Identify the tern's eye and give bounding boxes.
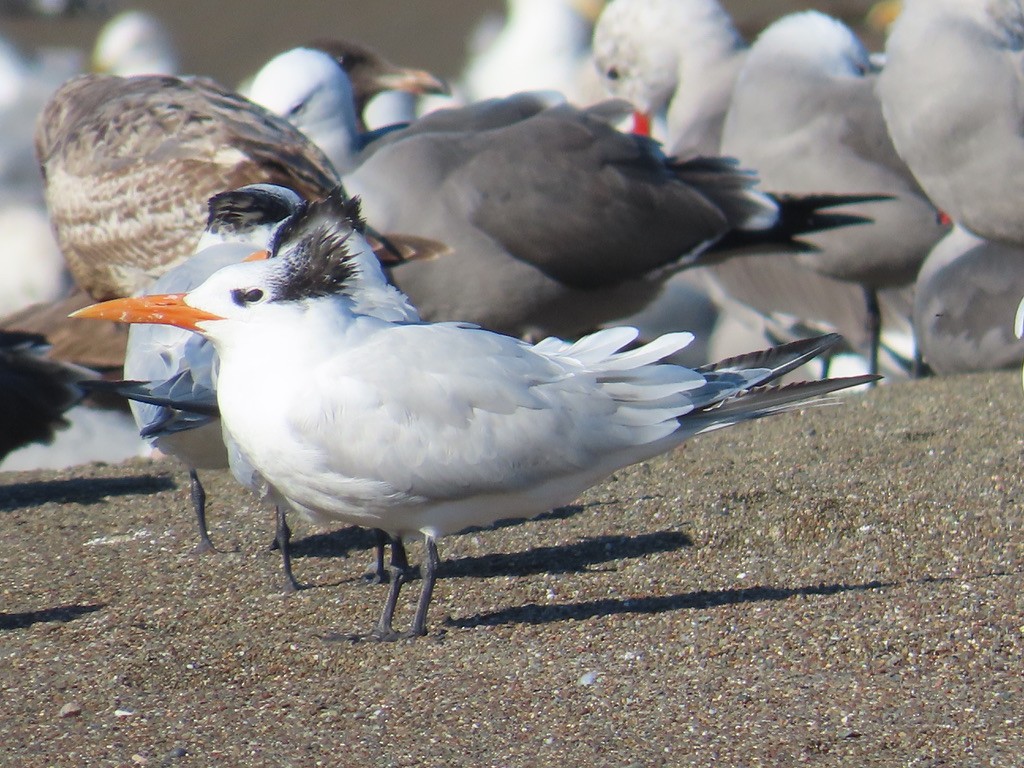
[231,287,265,306]
[606,67,620,81]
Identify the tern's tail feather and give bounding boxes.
[684,375,877,437]
[675,334,878,436]
[698,333,843,383]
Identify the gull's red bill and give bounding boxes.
[631,110,652,136]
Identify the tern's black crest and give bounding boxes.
[268,186,368,302]
[205,184,305,236]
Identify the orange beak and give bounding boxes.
[631,110,652,136]
[243,249,270,262]
[69,293,224,332]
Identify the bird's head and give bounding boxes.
[73,186,418,334]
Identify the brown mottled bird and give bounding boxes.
[35,72,341,302]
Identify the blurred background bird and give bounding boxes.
[10,0,1024,481]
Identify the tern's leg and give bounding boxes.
[367,537,413,640]
[407,536,439,638]
[189,468,215,554]
[364,528,390,583]
[276,505,300,593]
[391,536,409,576]
[863,286,881,382]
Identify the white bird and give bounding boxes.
[915,226,1024,374]
[245,46,443,175]
[91,10,179,76]
[74,188,875,639]
[878,0,1024,246]
[718,11,947,375]
[591,0,746,156]
[89,184,417,589]
[461,0,606,104]
[114,185,304,556]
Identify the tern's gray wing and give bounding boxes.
[118,244,251,461]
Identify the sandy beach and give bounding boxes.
[1,371,1021,766]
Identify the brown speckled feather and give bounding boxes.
[36,73,340,300]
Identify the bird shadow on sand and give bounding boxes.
[287,504,592,561]
[447,580,890,629]
[0,603,104,631]
[0,475,175,512]
[441,529,694,579]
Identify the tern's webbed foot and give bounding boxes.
[192,538,217,555]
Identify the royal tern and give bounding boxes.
[719,11,946,375]
[116,185,304,555]
[89,184,422,587]
[75,187,876,639]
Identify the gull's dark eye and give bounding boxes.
[606,67,620,81]
[231,287,265,306]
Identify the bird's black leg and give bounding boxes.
[407,536,439,638]
[363,528,390,583]
[863,286,881,382]
[391,535,409,575]
[276,505,300,593]
[189,468,215,553]
[364,537,412,641]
